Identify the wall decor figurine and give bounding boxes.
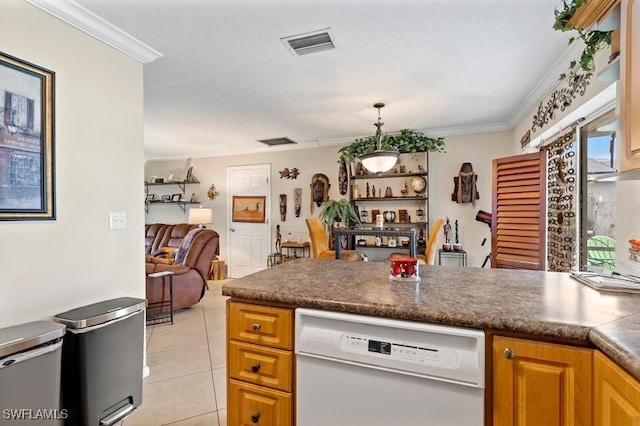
[275,224,282,254]
[279,194,287,221]
[207,183,220,200]
[338,161,348,195]
[443,217,452,250]
[293,188,302,217]
[279,168,299,179]
[452,162,479,206]
[310,173,330,212]
[185,166,194,182]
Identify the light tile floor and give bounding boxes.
[123,280,232,426]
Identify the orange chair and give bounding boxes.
[423,219,444,265]
[305,218,360,260]
[388,218,444,265]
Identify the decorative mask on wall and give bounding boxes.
[310,173,330,212]
[279,194,287,221]
[451,162,479,206]
[293,188,302,217]
[338,161,348,195]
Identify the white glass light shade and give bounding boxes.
[360,150,399,173]
[188,207,213,227]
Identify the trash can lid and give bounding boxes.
[54,297,146,330]
[0,320,66,358]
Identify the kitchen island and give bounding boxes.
[223,259,640,425]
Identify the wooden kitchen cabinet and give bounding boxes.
[619,0,640,171]
[594,350,640,425]
[493,336,593,426]
[227,301,295,426]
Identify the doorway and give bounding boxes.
[226,164,271,278]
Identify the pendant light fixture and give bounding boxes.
[359,103,399,173]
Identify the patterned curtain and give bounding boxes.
[540,130,577,272]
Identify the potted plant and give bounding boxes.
[318,199,360,234]
[553,0,612,79]
[337,129,445,164]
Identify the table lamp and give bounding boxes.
[188,206,213,228]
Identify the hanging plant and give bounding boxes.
[337,129,445,164]
[553,0,612,79]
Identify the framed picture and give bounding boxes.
[145,193,155,202]
[161,194,171,202]
[171,193,182,202]
[0,52,55,220]
[185,166,193,182]
[232,195,266,223]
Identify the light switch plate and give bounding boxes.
[109,211,127,230]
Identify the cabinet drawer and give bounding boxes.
[228,340,292,392]
[228,302,293,350]
[228,379,292,426]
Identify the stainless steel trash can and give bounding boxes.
[0,320,66,426]
[54,297,145,426]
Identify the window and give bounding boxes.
[579,109,617,271]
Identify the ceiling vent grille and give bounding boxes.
[281,29,335,56]
[257,137,298,147]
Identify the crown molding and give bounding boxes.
[421,121,512,137]
[25,0,163,63]
[507,40,584,128]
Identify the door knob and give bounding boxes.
[251,363,261,373]
[503,348,516,359]
[251,323,261,331]
[251,412,260,423]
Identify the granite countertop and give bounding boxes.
[222,259,640,379]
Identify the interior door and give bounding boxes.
[227,164,270,278]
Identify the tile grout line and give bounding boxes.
[203,285,222,426]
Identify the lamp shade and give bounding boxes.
[360,150,399,173]
[188,207,213,227]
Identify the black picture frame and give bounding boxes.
[161,194,171,202]
[145,193,155,202]
[185,166,193,182]
[171,193,182,202]
[0,51,55,220]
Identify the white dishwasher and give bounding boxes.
[295,309,485,426]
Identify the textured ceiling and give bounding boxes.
[75,0,571,160]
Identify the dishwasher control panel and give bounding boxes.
[341,333,456,368]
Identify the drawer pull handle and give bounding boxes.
[251,363,261,373]
[251,323,261,331]
[503,348,516,359]
[251,412,260,423]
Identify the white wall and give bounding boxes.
[0,1,145,327]
[429,131,513,267]
[145,131,512,267]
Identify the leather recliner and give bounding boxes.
[145,225,220,310]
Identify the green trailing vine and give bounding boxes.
[553,0,612,79]
[337,129,445,164]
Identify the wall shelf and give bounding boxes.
[350,171,427,180]
[353,196,427,202]
[144,179,201,213]
[145,179,200,193]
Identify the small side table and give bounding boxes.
[438,249,467,267]
[280,241,311,259]
[146,271,174,326]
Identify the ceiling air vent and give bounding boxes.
[257,137,298,147]
[281,29,335,56]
